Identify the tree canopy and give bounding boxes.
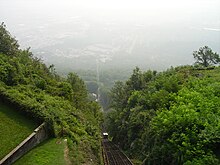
[106,65,220,164]
[0,23,19,56]
[193,46,220,67]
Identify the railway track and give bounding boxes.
[102,139,133,165]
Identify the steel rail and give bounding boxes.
[102,140,133,165]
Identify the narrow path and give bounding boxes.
[63,139,71,165]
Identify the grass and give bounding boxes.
[14,138,67,165]
[0,102,37,159]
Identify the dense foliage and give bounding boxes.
[0,23,103,164]
[65,69,131,111]
[107,66,220,164]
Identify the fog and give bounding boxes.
[1,0,220,71]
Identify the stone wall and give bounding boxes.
[0,122,49,165]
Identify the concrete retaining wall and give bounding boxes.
[0,122,49,165]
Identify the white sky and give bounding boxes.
[2,0,218,25]
[4,0,220,10]
[72,0,218,9]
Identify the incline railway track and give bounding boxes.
[102,139,133,165]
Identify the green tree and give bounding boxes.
[193,46,220,67]
[0,22,19,56]
[67,72,87,107]
[126,67,143,90]
[110,81,128,109]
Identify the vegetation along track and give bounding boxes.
[102,140,133,165]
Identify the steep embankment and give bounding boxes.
[0,102,37,159]
[0,23,103,164]
[107,66,220,165]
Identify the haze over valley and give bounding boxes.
[1,0,220,73]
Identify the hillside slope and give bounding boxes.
[0,23,103,164]
[107,66,220,165]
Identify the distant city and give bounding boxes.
[1,0,220,72]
